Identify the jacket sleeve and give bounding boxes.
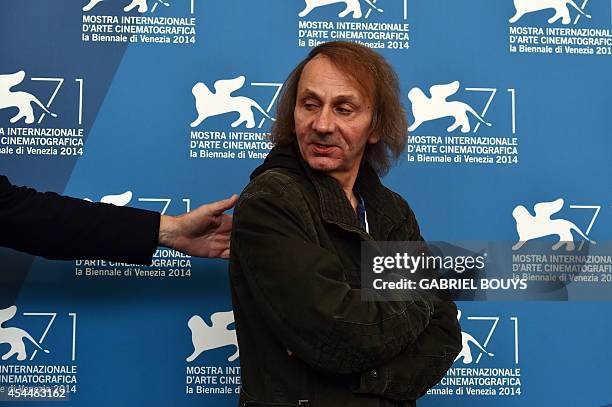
[0,175,159,264]
[354,300,462,400]
[231,182,434,374]
[354,192,463,400]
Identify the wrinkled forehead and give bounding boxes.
[298,55,375,103]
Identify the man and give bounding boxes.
[229,42,462,406]
[0,175,236,263]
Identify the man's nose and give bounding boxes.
[312,106,335,134]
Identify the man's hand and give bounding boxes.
[158,195,238,259]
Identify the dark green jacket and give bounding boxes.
[229,143,461,407]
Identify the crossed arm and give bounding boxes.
[231,180,461,400]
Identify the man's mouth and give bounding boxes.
[311,143,338,154]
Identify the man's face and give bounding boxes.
[293,56,379,183]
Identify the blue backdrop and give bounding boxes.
[1,0,611,405]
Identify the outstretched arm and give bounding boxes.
[0,175,237,262]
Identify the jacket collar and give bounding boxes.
[251,142,404,237]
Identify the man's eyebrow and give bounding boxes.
[299,89,321,101]
[334,94,359,104]
[299,88,360,103]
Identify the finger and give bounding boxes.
[213,235,231,246]
[212,233,231,246]
[197,194,239,215]
[219,248,230,259]
[216,215,233,232]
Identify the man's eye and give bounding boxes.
[335,106,353,114]
[304,103,319,110]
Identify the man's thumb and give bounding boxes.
[200,194,238,214]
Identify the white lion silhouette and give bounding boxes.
[408,81,491,133]
[0,306,50,361]
[83,0,155,13]
[186,311,239,363]
[0,71,58,125]
[509,0,591,25]
[454,310,494,365]
[298,0,383,19]
[190,76,274,129]
[512,198,596,251]
[84,191,133,206]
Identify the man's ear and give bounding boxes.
[367,132,381,144]
[367,108,380,144]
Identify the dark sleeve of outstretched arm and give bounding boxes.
[231,180,433,374]
[0,175,159,264]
